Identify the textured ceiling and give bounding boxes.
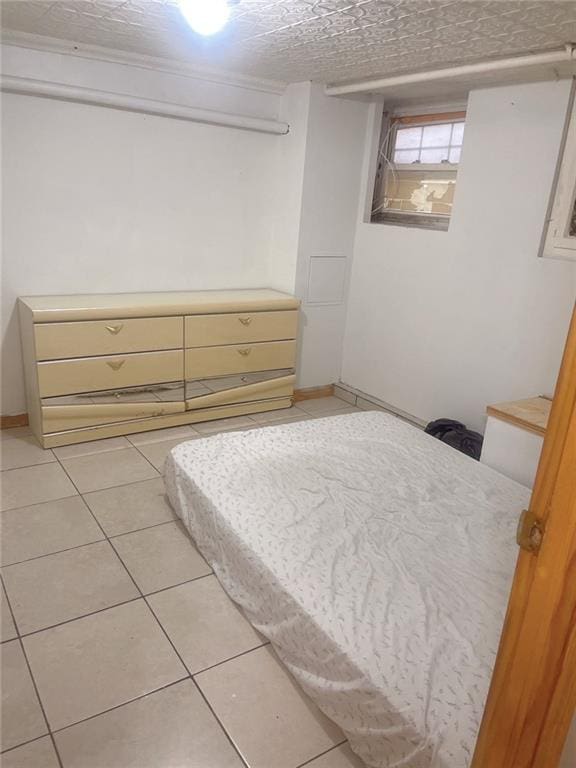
[2,1,576,85]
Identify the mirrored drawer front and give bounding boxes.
[35,317,183,361]
[186,369,294,410]
[42,400,185,433]
[42,382,184,407]
[185,310,298,348]
[38,350,183,398]
[185,340,296,380]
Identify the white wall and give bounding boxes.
[291,84,370,387]
[342,80,576,432]
[1,46,289,416]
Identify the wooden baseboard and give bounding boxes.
[1,413,29,429]
[293,384,334,402]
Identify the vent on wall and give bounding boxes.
[306,254,347,306]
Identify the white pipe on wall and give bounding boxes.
[0,75,290,135]
[325,46,576,96]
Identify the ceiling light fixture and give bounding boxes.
[179,0,231,36]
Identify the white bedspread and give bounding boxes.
[165,412,530,768]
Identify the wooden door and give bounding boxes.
[472,302,576,767]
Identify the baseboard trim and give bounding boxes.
[293,385,334,402]
[1,413,29,429]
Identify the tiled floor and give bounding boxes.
[1,395,369,768]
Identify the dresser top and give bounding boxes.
[19,289,299,322]
[486,396,552,437]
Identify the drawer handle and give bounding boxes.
[237,348,251,357]
[105,324,124,335]
[238,317,252,326]
[106,360,125,371]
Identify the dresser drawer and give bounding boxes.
[185,311,298,348]
[42,401,185,433]
[185,341,296,380]
[38,350,183,398]
[35,317,183,360]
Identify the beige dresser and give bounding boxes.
[19,289,299,447]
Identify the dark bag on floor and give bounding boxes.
[425,418,483,461]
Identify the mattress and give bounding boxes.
[165,412,530,768]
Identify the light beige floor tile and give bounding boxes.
[127,425,198,446]
[83,478,176,537]
[355,397,390,413]
[333,387,357,406]
[60,448,158,493]
[55,679,243,768]
[0,433,55,471]
[312,406,359,419]
[23,600,186,731]
[248,406,308,425]
[1,736,60,768]
[1,640,47,750]
[112,522,211,594]
[193,416,255,435]
[148,575,263,674]
[3,541,139,635]
[298,396,357,416]
[136,437,197,472]
[1,427,32,439]
[196,646,342,768]
[1,582,18,642]
[303,743,364,767]
[0,464,77,512]
[1,496,103,566]
[52,436,131,460]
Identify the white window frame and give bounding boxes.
[542,79,576,261]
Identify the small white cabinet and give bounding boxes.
[480,397,550,488]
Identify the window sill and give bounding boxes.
[370,212,450,231]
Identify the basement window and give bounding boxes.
[371,110,466,231]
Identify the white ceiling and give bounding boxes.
[2,1,576,86]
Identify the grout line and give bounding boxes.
[144,571,213,597]
[0,457,58,473]
[189,676,250,768]
[2,582,64,768]
[295,739,349,768]
[1,536,107,569]
[108,518,177,540]
[0,490,79,515]
[190,640,270,678]
[10,572,216,641]
[0,732,49,757]
[15,595,143,640]
[49,677,191,738]
[1,573,20,641]
[104,531,250,768]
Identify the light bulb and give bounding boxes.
[179,0,230,36]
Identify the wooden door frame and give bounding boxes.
[472,301,576,767]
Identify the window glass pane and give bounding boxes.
[395,126,422,149]
[394,149,420,164]
[451,122,465,146]
[448,147,461,163]
[383,168,457,214]
[422,123,451,148]
[420,147,450,163]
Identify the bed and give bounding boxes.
[164,412,530,768]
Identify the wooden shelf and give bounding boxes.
[486,396,551,437]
